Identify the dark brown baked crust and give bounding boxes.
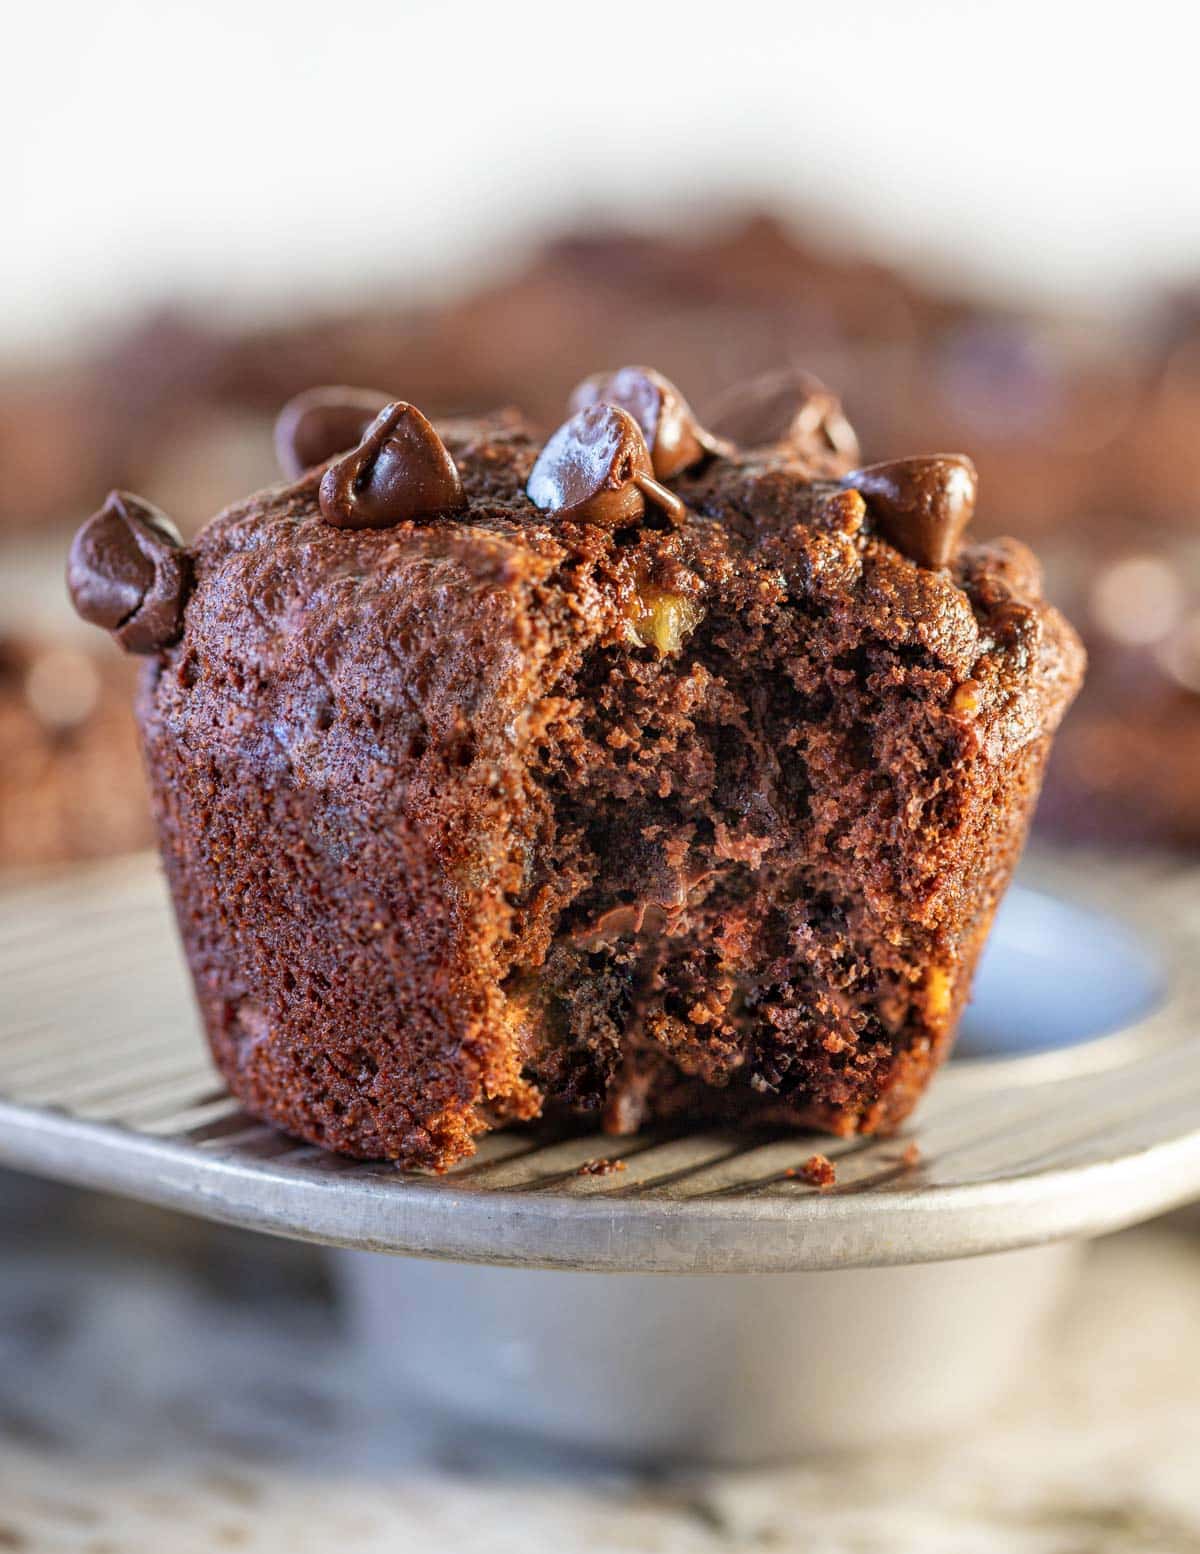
[136,406,1082,1168]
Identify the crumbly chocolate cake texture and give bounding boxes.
[69,370,1083,1169]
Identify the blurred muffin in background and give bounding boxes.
[1,210,1198,866]
[0,215,933,538]
[0,634,149,868]
[1030,302,1200,849]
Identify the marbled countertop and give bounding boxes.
[2,1174,1199,1553]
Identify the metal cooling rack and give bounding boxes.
[1,851,1199,1273]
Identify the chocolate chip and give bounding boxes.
[842,455,978,569]
[990,598,1041,659]
[319,402,466,529]
[274,385,391,478]
[567,366,724,479]
[66,491,190,653]
[527,405,687,528]
[707,368,860,463]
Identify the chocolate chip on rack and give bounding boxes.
[319,402,467,530]
[66,491,190,654]
[567,366,726,479]
[707,367,860,463]
[274,386,391,479]
[527,404,687,528]
[843,454,978,569]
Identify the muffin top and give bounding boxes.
[67,366,1084,775]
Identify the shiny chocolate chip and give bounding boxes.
[526,405,687,528]
[319,402,466,529]
[66,491,190,653]
[842,455,978,569]
[274,385,391,479]
[707,368,860,464]
[567,366,724,479]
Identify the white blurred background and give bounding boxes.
[7,0,1199,355]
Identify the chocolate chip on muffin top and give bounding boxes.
[66,490,190,654]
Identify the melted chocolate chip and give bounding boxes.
[990,598,1041,661]
[526,405,687,528]
[274,385,391,478]
[707,368,860,462]
[66,491,190,654]
[843,455,978,569]
[319,402,466,529]
[567,366,724,478]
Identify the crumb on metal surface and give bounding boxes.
[577,1157,627,1177]
[792,1153,837,1189]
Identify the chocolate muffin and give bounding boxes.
[68,372,1082,1168]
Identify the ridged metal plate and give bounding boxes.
[1,851,1198,1272]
